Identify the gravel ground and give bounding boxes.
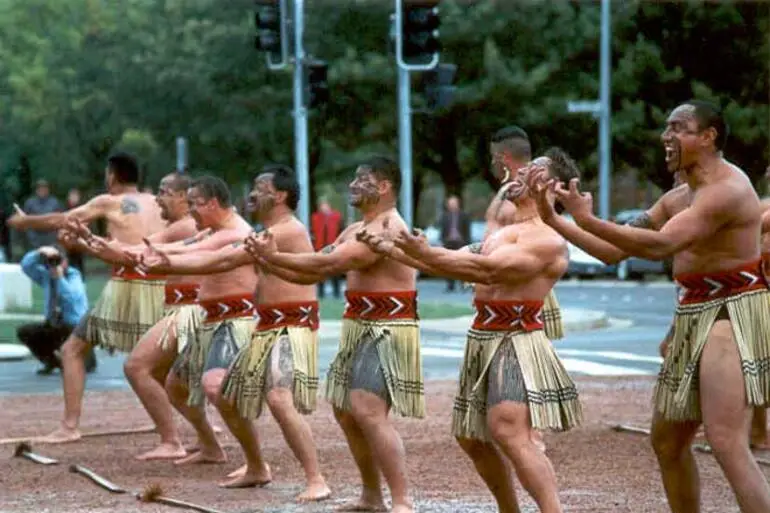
[0,377,763,513]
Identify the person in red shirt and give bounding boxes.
[310,199,344,298]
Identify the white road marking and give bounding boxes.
[558,358,652,376]
[557,349,663,364]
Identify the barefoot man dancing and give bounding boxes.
[7,152,167,443]
[142,165,330,499]
[246,156,421,513]
[133,175,258,468]
[358,148,583,513]
[535,100,770,512]
[73,172,206,460]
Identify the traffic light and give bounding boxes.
[253,0,288,69]
[397,0,440,70]
[423,63,456,111]
[305,61,329,109]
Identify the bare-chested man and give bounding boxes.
[245,156,420,513]
[129,175,258,470]
[73,172,206,460]
[6,152,167,443]
[358,148,583,513]
[534,101,770,512]
[141,165,330,500]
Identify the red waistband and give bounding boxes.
[164,283,200,305]
[471,299,545,332]
[343,290,418,320]
[674,260,768,305]
[112,265,165,281]
[200,294,256,323]
[256,301,319,331]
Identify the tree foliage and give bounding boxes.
[0,0,767,222]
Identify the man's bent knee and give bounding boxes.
[201,369,226,404]
[650,416,699,461]
[266,387,294,414]
[456,436,493,459]
[350,390,389,427]
[61,336,91,360]
[123,355,146,380]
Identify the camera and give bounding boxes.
[45,254,62,268]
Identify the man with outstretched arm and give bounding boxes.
[6,152,167,444]
[132,175,258,470]
[358,148,583,513]
[141,166,330,500]
[535,101,770,513]
[73,172,207,460]
[246,156,421,513]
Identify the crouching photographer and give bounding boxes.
[17,245,96,375]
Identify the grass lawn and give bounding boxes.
[1,267,472,344]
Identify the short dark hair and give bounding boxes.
[685,100,729,151]
[107,152,139,184]
[190,175,231,208]
[166,172,193,193]
[362,155,401,195]
[543,147,581,214]
[490,125,532,161]
[261,164,299,211]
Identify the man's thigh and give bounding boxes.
[699,319,751,436]
[349,332,391,405]
[266,333,294,391]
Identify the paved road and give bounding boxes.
[0,279,676,396]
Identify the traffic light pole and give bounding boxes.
[292,0,310,226]
[397,65,413,230]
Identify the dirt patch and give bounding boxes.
[0,377,759,512]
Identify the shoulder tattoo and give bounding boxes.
[120,197,140,214]
[466,242,482,254]
[628,213,652,229]
[320,244,336,254]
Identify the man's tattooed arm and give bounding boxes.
[120,197,140,214]
[627,212,653,229]
[320,244,336,254]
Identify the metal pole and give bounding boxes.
[175,136,187,172]
[598,0,612,220]
[293,0,309,226]
[398,65,413,229]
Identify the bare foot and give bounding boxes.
[297,477,331,502]
[174,448,227,466]
[391,505,414,513]
[136,443,187,461]
[751,438,770,451]
[334,499,387,512]
[226,464,247,478]
[35,427,81,444]
[183,442,201,453]
[218,463,272,489]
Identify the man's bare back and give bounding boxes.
[101,193,166,244]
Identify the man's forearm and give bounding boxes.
[548,216,628,264]
[16,213,67,231]
[262,251,337,277]
[257,257,324,285]
[578,215,669,260]
[412,246,490,283]
[156,250,247,275]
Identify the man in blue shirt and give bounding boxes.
[17,245,95,375]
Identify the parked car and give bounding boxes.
[561,215,616,279]
[612,209,668,281]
